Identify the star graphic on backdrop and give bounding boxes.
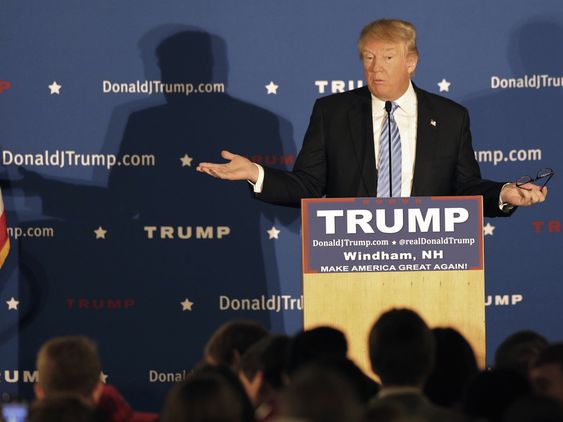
[181,298,194,311]
[483,223,495,236]
[6,297,19,310]
[180,154,193,167]
[94,226,107,239]
[267,226,280,239]
[100,371,108,384]
[437,78,451,92]
[48,81,62,94]
[265,81,279,95]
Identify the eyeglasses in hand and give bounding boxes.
[516,168,554,190]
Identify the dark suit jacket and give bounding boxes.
[257,85,511,218]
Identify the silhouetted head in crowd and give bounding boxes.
[204,319,268,369]
[503,395,563,422]
[162,364,254,422]
[29,397,100,422]
[238,334,290,407]
[278,364,362,422]
[424,327,478,408]
[463,369,530,422]
[362,401,413,422]
[325,358,380,403]
[286,325,379,402]
[34,336,103,405]
[286,326,348,375]
[495,330,548,378]
[368,308,435,387]
[530,343,563,405]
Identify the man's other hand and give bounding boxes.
[197,150,259,183]
[500,183,548,206]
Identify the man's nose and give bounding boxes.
[368,58,382,72]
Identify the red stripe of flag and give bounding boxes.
[0,191,10,268]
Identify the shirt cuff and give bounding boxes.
[499,182,515,212]
[247,163,264,193]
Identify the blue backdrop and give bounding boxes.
[0,0,561,411]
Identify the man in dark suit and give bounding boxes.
[197,19,547,216]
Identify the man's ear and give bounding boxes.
[407,54,418,75]
[34,383,45,400]
[231,350,241,369]
[92,381,105,404]
[252,370,264,390]
[239,370,265,406]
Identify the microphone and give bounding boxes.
[385,101,393,197]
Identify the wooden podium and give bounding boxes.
[301,196,485,377]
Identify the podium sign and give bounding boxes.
[301,196,486,375]
[303,196,483,273]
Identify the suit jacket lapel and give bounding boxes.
[348,87,376,196]
[412,87,438,196]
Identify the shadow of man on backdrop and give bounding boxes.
[461,17,562,359]
[12,26,298,408]
[463,18,562,197]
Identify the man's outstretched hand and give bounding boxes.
[197,150,259,183]
[500,183,548,206]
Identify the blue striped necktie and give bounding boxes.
[377,102,402,197]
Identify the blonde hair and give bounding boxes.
[358,19,418,58]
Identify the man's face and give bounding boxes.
[361,37,417,101]
[530,363,563,404]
